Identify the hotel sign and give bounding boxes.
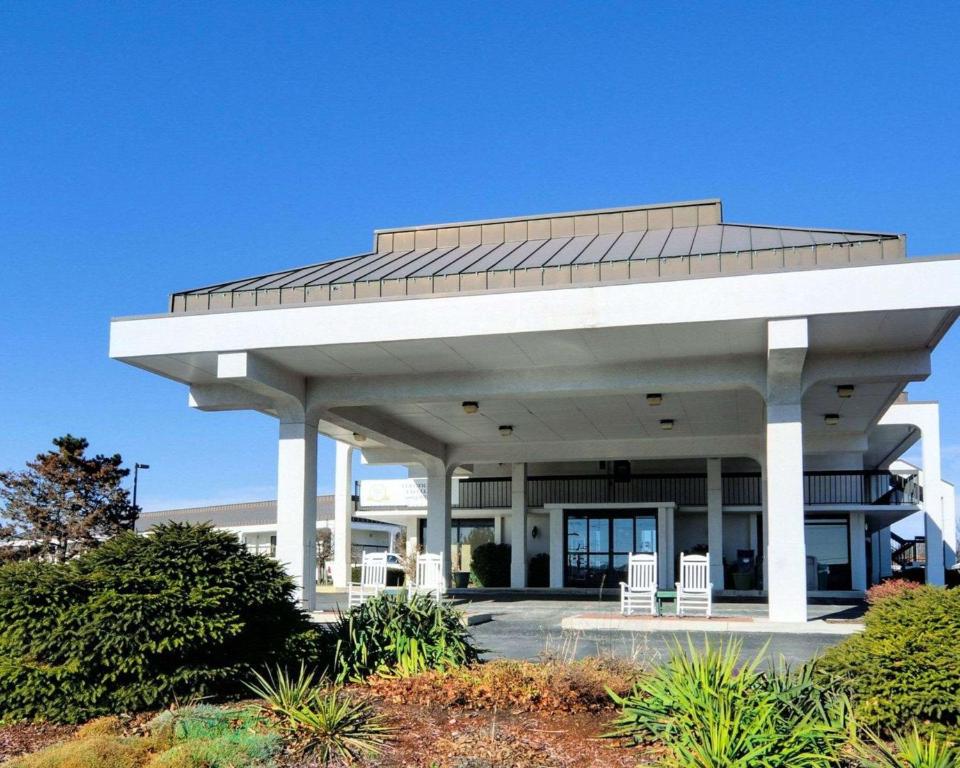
[359,477,460,508]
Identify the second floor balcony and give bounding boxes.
[357,470,922,511]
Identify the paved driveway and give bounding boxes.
[314,591,853,665]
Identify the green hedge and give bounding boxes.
[817,585,960,737]
[470,542,511,587]
[0,523,323,723]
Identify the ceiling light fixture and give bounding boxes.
[498,425,514,437]
[352,432,366,442]
[824,413,840,426]
[836,385,855,399]
[659,419,674,430]
[646,393,663,406]
[462,401,479,414]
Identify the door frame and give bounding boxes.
[545,502,676,589]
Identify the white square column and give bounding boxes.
[850,511,867,592]
[548,507,564,588]
[879,402,946,584]
[274,420,318,610]
[332,441,353,589]
[878,527,893,579]
[765,404,808,621]
[765,318,809,623]
[510,463,528,588]
[425,463,454,585]
[706,458,723,592]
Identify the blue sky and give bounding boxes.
[1,2,959,530]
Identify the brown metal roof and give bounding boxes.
[169,200,905,313]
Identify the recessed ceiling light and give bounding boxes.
[824,413,840,426]
[462,401,479,414]
[352,432,366,442]
[836,385,855,399]
[646,393,663,406]
[659,419,674,430]
[498,425,514,437]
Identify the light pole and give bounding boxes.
[132,463,150,523]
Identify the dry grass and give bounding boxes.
[363,657,642,714]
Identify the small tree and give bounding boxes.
[0,435,137,562]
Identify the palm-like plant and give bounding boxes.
[244,663,320,724]
[855,726,959,768]
[245,664,393,764]
[285,689,394,764]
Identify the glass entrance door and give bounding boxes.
[565,510,657,588]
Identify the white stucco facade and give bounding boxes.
[111,200,960,622]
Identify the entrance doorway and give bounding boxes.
[564,509,658,588]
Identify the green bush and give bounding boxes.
[470,542,510,587]
[817,586,960,738]
[607,637,850,767]
[0,523,324,723]
[528,553,549,587]
[324,592,482,682]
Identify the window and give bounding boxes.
[804,516,851,590]
[565,510,657,588]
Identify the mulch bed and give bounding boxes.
[360,701,660,768]
[0,721,76,762]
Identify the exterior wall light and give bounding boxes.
[462,401,479,414]
[498,425,514,437]
[646,393,663,406]
[659,419,674,430]
[352,432,366,442]
[824,414,840,426]
[836,385,855,398]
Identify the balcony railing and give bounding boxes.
[357,470,921,511]
[448,470,921,509]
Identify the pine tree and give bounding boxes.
[0,435,137,562]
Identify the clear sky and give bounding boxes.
[1,3,959,534]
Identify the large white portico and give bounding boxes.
[110,200,960,622]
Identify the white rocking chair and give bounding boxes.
[676,552,712,617]
[620,552,658,616]
[348,552,388,609]
[407,552,445,603]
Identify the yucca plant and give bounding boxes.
[244,665,393,764]
[245,662,321,724]
[607,637,850,767]
[854,725,960,768]
[284,688,393,764]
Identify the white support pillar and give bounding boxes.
[880,402,946,585]
[425,462,454,585]
[657,505,675,589]
[510,463,528,588]
[274,420,318,610]
[707,458,723,592]
[870,531,881,585]
[548,507,564,588]
[332,441,353,589]
[850,511,867,592]
[878,526,893,579]
[765,318,809,623]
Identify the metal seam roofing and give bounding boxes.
[169,201,905,308]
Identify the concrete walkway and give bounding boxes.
[312,591,860,665]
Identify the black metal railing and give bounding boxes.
[358,470,922,510]
[526,474,707,506]
[455,477,512,509]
